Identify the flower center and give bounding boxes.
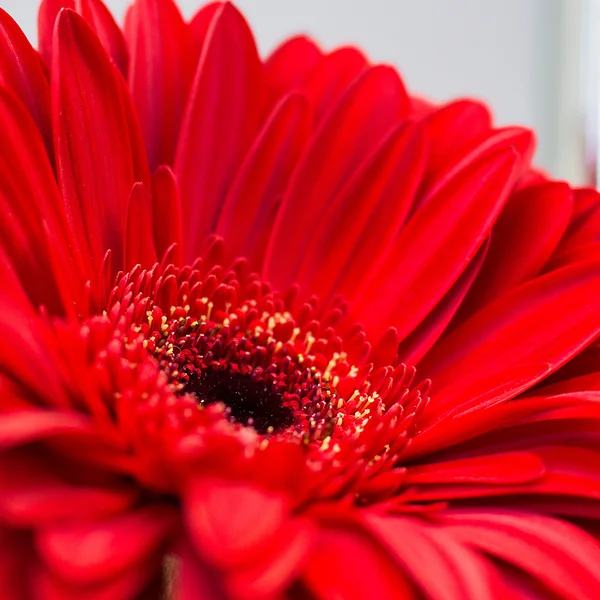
[183,368,295,434]
[141,303,346,438]
[105,259,429,474]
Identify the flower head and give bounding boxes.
[2,0,600,598]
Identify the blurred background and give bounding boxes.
[2,0,591,185]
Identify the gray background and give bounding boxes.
[2,0,585,182]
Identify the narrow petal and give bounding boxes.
[296,121,426,302]
[419,127,535,208]
[184,478,288,571]
[215,93,310,267]
[126,0,195,170]
[152,166,183,264]
[0,87,85,312]
[302,525,417,599]
[418,259,600,426]
[0,410,93,449]
[397,239,488,365]
[39,0,128,74]
[351,148,518,339]
[124,182,158,271]
[404,452,545,486]
[422,99,491,178]
[441,510,600,599]
[0,450,137,526]
[0,8,52,158]
[457,181,573,315]
[364,514,508,600]
[264,65,410,289]
[52,9,140,276]
[304,46,368,123]
[36,505,176,585]
[265,36,323,100]
[175,2,266,259]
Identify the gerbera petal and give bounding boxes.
[264,65,410,289]
[440,510,600,599]
[176,2,266,258]
[39,0,128,74]
[397,239,488,365]
[126,0,195,170]
[152,165,183,264]
[36,505,176,585]
[187,1,221,56]
[0,450,137,526]
[227,521,314,599]
[457,181,573,315]
[0,87,84,312]
[265,35,323,100]
[419,126,535,207]
[34,559,162,600]
[0,260,67,404]
[302,523,417,599]
[304,46,369,123]
[352,147,518,338]
[215,93,310,267]
[422,99,492,178]
[419,259,600,426]
[0,8,53,158]
[52,8,139,276]
[296,120,426,302]
[124,182,158,271]
[364,513,508,600]
[404,451,545,486]
[0,410,94,449]
[184,478,288,571]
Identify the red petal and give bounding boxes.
[152,166,183,264]
[0,8,53,158]
[264,65,409,289]
[296,121,426,302]
[0,258,68,404]
[397,239,488,365]
[126,0,195,170]
[351,148,518,338]
[215,93,310,267]
[184,477,288,571]
[39,0,128,75]
[302,525,417,599]
[37,505,176,585]
[0,410,94,449]
[265,36,323,100]
[175,2,266,259]
[124,182,157,271]
[0,87,86,312]
[441,510,600,599]
[419,127,535,209]
[419,259,600,426]
[52,9,140,276]
[188,1,221,56]
[422,99,492,178]
[457,181,573,315]
[0,450,137,526]
[364,513,507,600]
[404,451,545,486]
[304,46,369,123]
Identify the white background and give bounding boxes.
[2,0,585,183]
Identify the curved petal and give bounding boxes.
[52,9,142,277]
[419,259,600,427]
[175,2,266,259]
[126,0,195,170]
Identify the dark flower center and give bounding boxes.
[183,366,295,433]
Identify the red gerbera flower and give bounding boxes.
[2,0,600,598]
